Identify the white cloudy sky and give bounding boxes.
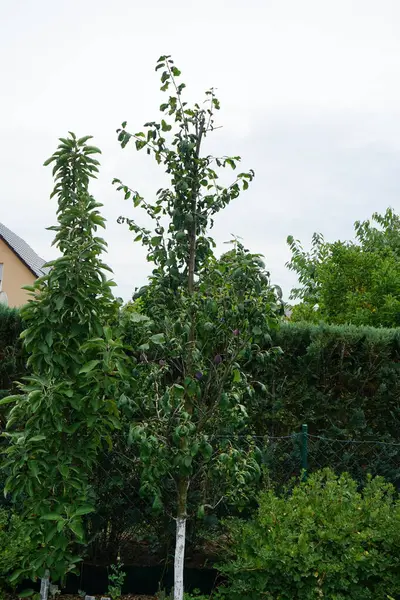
[2,0,400,301]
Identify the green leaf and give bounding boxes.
[0,394,21,406]
[152,495,163,512]
[77,135,93,146]
[233,369,242,383]
[70,519,84,540]
[130,312,150,323]
[150,333,165,345]
[172,384,185,397]
[108,415,121,429]
[45,330,53,347]
[18,590,35,598]
[58,464,70,477]
[41,513,64,521]
[79,360,100,374]
[72,505,95,517]
[45,525,58,543]
[9,569,24,583]
[161,120,172,132]
[83,145,101,155]
[104,325,112,341]
[171,66,181,76]
[29,435,47,443]
[202,443,213,460]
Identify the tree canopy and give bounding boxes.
[115,55,282,600]
[0,133,125,582]
[287,208,400,327]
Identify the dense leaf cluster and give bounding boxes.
[121,246,282,518]
[0,134,126,582]
[0,305,23,404]
[256,322,400,442]
[287,208,400,326]
[218,470,400,599]
[114,57,281,598]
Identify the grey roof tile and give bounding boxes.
[0,222,48,277]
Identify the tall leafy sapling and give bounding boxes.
[0,134,125,583]
[115,56,281,600]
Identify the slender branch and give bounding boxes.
[166,62,189,138]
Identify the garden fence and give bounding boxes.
[258,424,400,489]
[86,427,400,563]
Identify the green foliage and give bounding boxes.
[287,232,328,306]
[122,245,282,517]
[218,470,400,599]
[114,55,255,292]
[0,133,126,582]
[115,56,281,597]
[182,592,211,600]
[287,208,400,326]
[0,305,23,403]
[107,561,126,600]
[0,508,33,588]
[243,321,400,489]
[258,322,400,443]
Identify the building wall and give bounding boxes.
[0,238,36,307]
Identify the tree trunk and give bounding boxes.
[174,477,188,600]
[174,515,186,600]
[40,570,50,600]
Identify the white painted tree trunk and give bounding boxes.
[174,516,186,600]
[40,570,50,600]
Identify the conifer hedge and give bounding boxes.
[0,305,23,405]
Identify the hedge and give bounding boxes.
[257,322,400,441]
[0,305,24,404]
[1,310,399,561]
[1,312,399,442]
[0,306,24,508]
[251,323,400,487]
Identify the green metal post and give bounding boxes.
[301,423,308,481]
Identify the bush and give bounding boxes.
[0,306,24,516]
[0,304,23,402]
[218,470,400,599]
[0,508,32,588]
[259,322,400,441]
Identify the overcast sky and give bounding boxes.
[2,0,400,301]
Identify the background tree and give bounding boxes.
[287,208,400,327]
[115,56,282,600]
[0,134,126,584]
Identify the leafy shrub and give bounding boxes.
[260,322,400,441]
[0,304,23,402]
[107,561,126,600]
[218,470,400,599]
[0,508,32,587]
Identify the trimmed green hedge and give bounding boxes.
[0,305,24,403]
[0,306,24,509]
[257,322,400,441]
[1,312,399,442]
[250,323,400,487]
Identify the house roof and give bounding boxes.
[0,222,48,278]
